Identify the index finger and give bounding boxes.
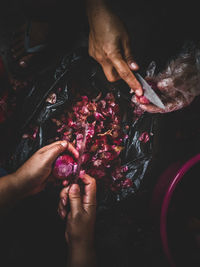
[110,54,143,96]
[80,173,96,211]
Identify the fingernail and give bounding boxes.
[62,180,69,186]
[80,170,85,177]
[130,62,138,70]
[135,89,142,96]
[61,141,68,148]
[70,184,80,193]
[62,197,67,206]
[19,61,27,68]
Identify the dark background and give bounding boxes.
[0,1,200,267]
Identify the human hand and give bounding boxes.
[135,77,197,113]
[135,47,200,113]
[58,173,96,248]
[58,173,96,267]
[87,0,142,96]
[14,140,79,197]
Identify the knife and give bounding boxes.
[73,122,88,184]
[135,73,165,109]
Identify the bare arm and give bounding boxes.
[0,173,24,213]
[86,0,143,96]
[0,140,79,215]
[58,173,97,267]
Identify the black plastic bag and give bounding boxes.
[8,47,157,210]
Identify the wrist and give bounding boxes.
[66,228,95,251]
[69,239,94,251]
[68,243,96,267]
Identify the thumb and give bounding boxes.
[123,40,139,71]
[69,184,83,217]
[43,141,70,164]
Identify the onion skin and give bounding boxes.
[53,155,77,180]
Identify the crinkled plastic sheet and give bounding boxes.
[140,42,200,113]
[8,47,157,210]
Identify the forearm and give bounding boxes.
[67,244,96,267]
[0,173,25,214]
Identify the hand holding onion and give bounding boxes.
[0,140,79,213]
[13,140,79,196]
[58,173,97,267]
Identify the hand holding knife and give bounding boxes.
[135,73,165,110]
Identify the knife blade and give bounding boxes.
[135,73,165,109]
[73,122,88,183]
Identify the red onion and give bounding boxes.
[53,155,77,179]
